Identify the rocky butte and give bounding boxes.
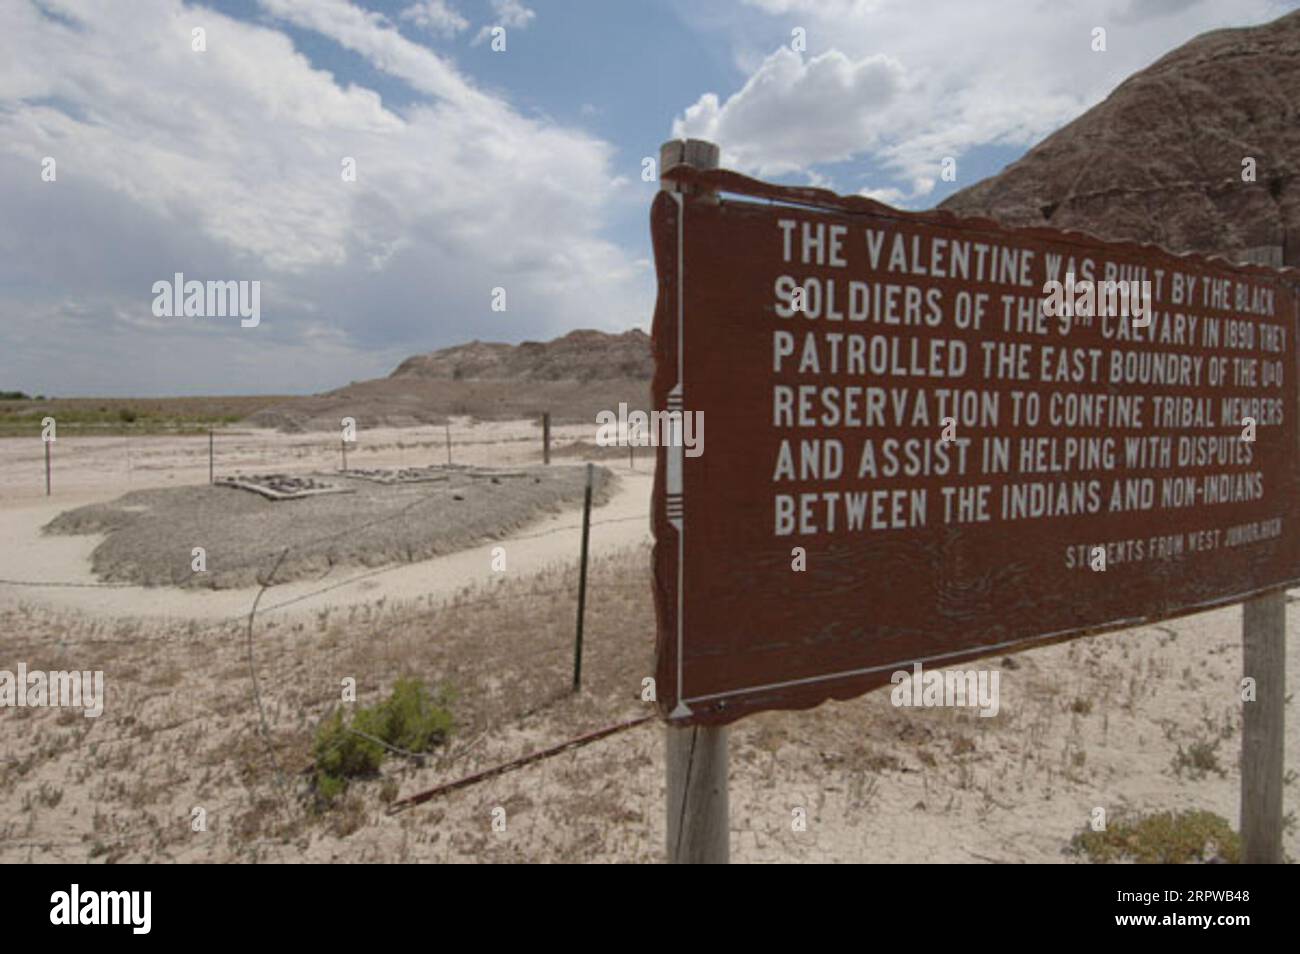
[941,10,1300,264]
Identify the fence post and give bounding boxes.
[209,429,214,484]
[445,422,452,466]
[660,137,729,864]
[45,439,51,496]
[573,462,593,693]
[543,412,551,465]
[1239,243,1287,863]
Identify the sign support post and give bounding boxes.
[666,718,729,864]
[1242,588,1285,862]
[1239,244,1287,864]
[660,137,729,864]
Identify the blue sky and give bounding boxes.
[2,0,1297,395]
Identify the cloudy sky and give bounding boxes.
[2,0,1296,396]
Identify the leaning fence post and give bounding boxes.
[573,462,594,693]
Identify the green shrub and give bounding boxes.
[1172,738,1226,780]
[1069,809,1240,864]
[312,678,452,806]
[314,709,385,784]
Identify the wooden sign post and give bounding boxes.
[659,139,729,864]
[1240,245,1287,864]
[1242,587,1285,862]
[651,139,1298,863]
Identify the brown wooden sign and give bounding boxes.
[651,166,1300,726]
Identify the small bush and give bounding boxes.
[1069,809,1240,864]
[355,678,454,754]
[314,709,384,785]
[312,678,452,806]
[1172,738,1225,780]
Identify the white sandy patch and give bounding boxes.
[0,422,650,622]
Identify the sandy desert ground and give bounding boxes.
[1,420,1296,863]
[0,420,651,620]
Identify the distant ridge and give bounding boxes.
[391,329,651,382]
[246,329,652,432]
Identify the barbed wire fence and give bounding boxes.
[1,429,654,856]
[4,416,626,487]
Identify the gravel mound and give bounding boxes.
[44,465,614,589]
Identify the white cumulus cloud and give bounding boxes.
[400,1,470,38]
[673,47,905,176]
[0,0,646,395]
[675,0,1295,199]
[472,0,536,45]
